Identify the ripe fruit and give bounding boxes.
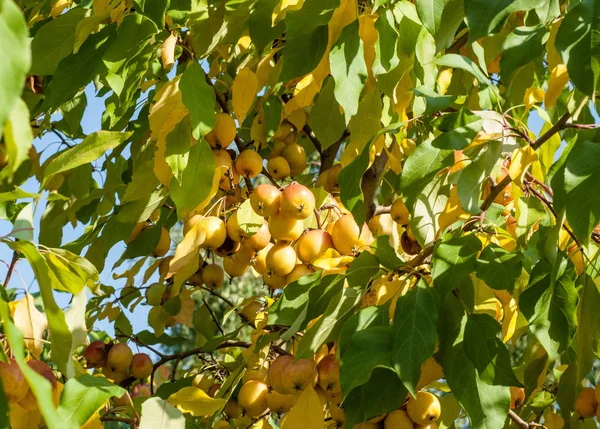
[280,183,316,219]
[510,386,525,409]
[192,373,214,391]
[18,360,58,411]
[243,366,268,384]
[296,229,333,263]
[153,227,171,257]
[146,283,167,306]
[332,215,373,255]
[574,387,598,418]
[329,398,345,423]
[281,358,317,393]
[390,198,410,225]
[268,211,304,242]
[223,248,253,277]
[267,355,293,394]
[238,380,269,417]
[132,383,151,398]
[250,184,281,217]
[406,391,441,426]
[203,264,225,288]
[317,354,340,393]
[106,343,134,373]
[206,113,236,149]
[252,243,273,275]
[384,410,415,429]
[267,156,291,179]
[102,365,129,383]
[264,272,288,290]
[355,423,380,429]
[200,216,227,250]
[84,341,107,367]
[266,243,297,276]
[112,392,131,407]
[242,221,271,252]
[281,143,307,176]
[236,150,263,178]
[266,389,294,413]
[0,360,28,403]
[286,264,314,284]
[207,383,221,398]
[215,236,241,257]
[130,353,153,379]
[226,211,246,242]
[401,230,421,255]
[223,399,243,418]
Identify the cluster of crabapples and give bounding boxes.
[573,384,600,422]
[84,341,153,403]
[0,358,58,411]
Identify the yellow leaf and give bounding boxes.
[51,0,72,18]
[312,248,344,270]
[253,419,273,429]
[328,0,357,44]
[286,109,307,130]
[545,64,569,110]
[546,18,563,72]
[10,293,48,356]
[168,386,226,417]
[508,146,538,186]
[543,410,564,429]
[232,67,258,122]
[523,87,545,110]
[495,290,518,343]
[81,412,103,429]
[358,14,378,90]
[392,64,413,122]
[472,276,502,320]
[282,386,324,429]
[162,33,178,71]
[256,48,281,89]
[173,288,195,327]
[272,0,304,23]
[9,403,41,429]
[167,220,206,280]
[437,68,453,95]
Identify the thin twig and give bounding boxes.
[373,206,391,217]
[302,124,322,155]
[202,297,225,336]
[4,252,18,289]
[530,112,571,150]
[508,409,546,429]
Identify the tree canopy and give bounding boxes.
[1,0,600,428]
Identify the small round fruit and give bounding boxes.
[223,248,253,277]
[153,227,171,257]
[215,236,240,257]
[102,365,129,383]
[281,358,317,393]
[146,283,167,306]
[183,214,202,236]
[130,353,153,379]
[317,354,340,393]
[330,399,345,423]
[280,183,315,220]
[207,113,236,148]
[132,383,151,398]
[267,355,293,394]
[236,150,263,178]
[509,386,525,409]
[200,216,227,250]
[401,230,421,255]
[332,215,373,255]
[106,343,134,373]
[268,212,304,242]
[281,144,307,176]
[264,272,288,290]
[384,409,413,429]
[112,392,131,407]
[203,264,225,288]
[390,198,410,225]
[266,389,294,413]
[243,366,268,384]
[286,264,314,284]
[267,156,290,179]
[192,373,214,391]
[223,399,244,418]
[0,360,28,403]
[266,243,297,276]
[252,242,273,275]
[250,184,281,217]
[226,211,246,242]
[406,391,441,426]
[296,229,333,263]
[574,387,598,418]
[241,221,271,252]
[84,341,107,368]
[238,380,269,418]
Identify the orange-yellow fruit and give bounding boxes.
[280,183,316,220]
[106,343,133,373]
[252,242,273,275]
[131,383,151,398]
[192,373,215,391]
[267,156,290,179]
[223,399,243,418]
[207,383,221,398]
[330,398,345,423]
[223,249,253,277]
[183,214,202,236]
[0,360,27,404]
[390,198,410,225]
[243,366,269,384]
[383,409,415,429]
[130,353,153,379]
[200,216,227,250]
[84,341,107,368]
[414,424,438,429]
[510,386,525,409]
[281,358,317,393]
[270,140,287,158]
[596,383,600,404]
[206,113,236,148]
[266,389,294,413]
[215,236,241,257]
[281,143,307,176]
[296,229,333,263]
[268,211,304,242]
[286,264,314,284]
[574,387,598,418]
[241,221,271,252]
[250,184,281,217]
[267,355,293,394]
[406,391,441,426]
[238,380,269,417]
[355,423,380,429]
[226,211,246,242]
[264,272,288,290]
[266,243,297,276]
[236,150,263,178]
[317,354,340,393]
[202,264,224,288]
[17,360,57,410]
[153,227,171,257]
[112,392,131,407]
[332,215,373,255]
[102,365,129,383]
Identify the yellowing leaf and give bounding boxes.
[545,64,569,110]
[168,386,226,416]
[282,386,324,429]
[543,411,564,429]
[256,48,281,89]
[523,87,545,110]
[232,67,258,122]
[81,412,103,429]
[508,145,538,186]
[393,64,413,122]
[173,288,195,327]
[437,68,453,95]
[358,14,377,90]
[328,0,357,44]
[167,220,206,280]
[472,276,502,320]
[312,248,343,270]
[546,18,563,72]
[9,403,41,429]
[162,33,177,71]
[272,0,304,23]
[10,293,48,356]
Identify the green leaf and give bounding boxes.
[339,305,390,356]
[464,314,522,387]
[249,0,285,53]
[164,117,193,183]
[500,25,546,79]
[267,272,328,326]
[464,0,545,41]
[434,53,491,85]
[263,95,282,140]
[346,251,381,289]
[170,140,215,217]
[11,201,33,242]
[391,279,439,395]
[516,196,547,238]
[122,160,160,203]
[348,88,382,151]
[400,139,453,211]
[139,397,185,429]
[432,110,483,150]
[519,259,579,360]
[413,86,457,116]
[116,188,168,224]
[309,77,346,150]
[180,61,216,140]
[135,0,170,28]
[431,234,482,297]
[44,131,131,181]
[338,139,372,227]
[373,9,400,75]
[552,140,600,245]
[235,199,264,236]
[476,244,522,292]
[410,167,450,247]
[371,235,403,270]
[330,20,368,123]
[555,0,600,96]
[43,248,99,294]
[0,0,30,140]
[57,375,126,429]
[416,0,465,50]
[8,241,73,376]
[102,13,157,73]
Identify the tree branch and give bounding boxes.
[362,151,389,221]
[302,124,322,155]
[530,111,571,150]
[3,251,18,289]
[480,174,512,212]
[508,410,546,429]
